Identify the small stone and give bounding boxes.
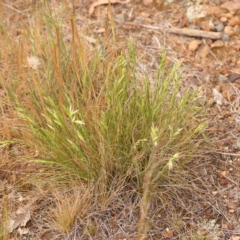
[229,16,240,27]
[135,16,143,25]
[232,45,240,51]
[220,16,228,23]
[228,224,235,230]
[188,39,202,51]
[211,40,224,48]
[199,21,211,31]
[217,231,224,237]
[145,18,154,24]
[234,25,240,34]
[199,45,210,58]
[205,38,212,46]
[115,13,127,23]
[220,179,228,185]
[222,13,233,19]
[224,26,235,36]
[215,23,224,32]
[222,224,228,229]
[222,34,229,42]
[140,12,151,18]
[229,73,240,82]
[218,74,228,82]
[209,20,215,30]
[186,5,206,22]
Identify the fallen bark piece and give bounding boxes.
[167,28,223,39]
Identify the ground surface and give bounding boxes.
[1,0,240,239]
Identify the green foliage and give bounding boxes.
[0,4,207,238]
[2,12,206,187]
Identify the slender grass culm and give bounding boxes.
[0,2,207,239]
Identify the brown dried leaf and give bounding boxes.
[211,40,224,49]
[178,16,188,28]
[205,209,212,215]
[164,228,174,238]
[228,224,235,230]
[89,0,131,16]
[229,73,240,82]
[220,67,230,75]
[199,21,211,31]
[199,45,210,58]
[220,179,229,185]
[188,40,202,52]
[212,88,227,105]
[9,208,31,233]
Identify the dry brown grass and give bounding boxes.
[49,185,94,234]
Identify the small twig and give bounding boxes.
[0,2,29,14]
[167,28,223,39]
[126,22,223,39]
[218,184,235,193]
[216,152,240,156]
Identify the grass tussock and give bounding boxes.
[49,185,94,234]
[0,2,207,239]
